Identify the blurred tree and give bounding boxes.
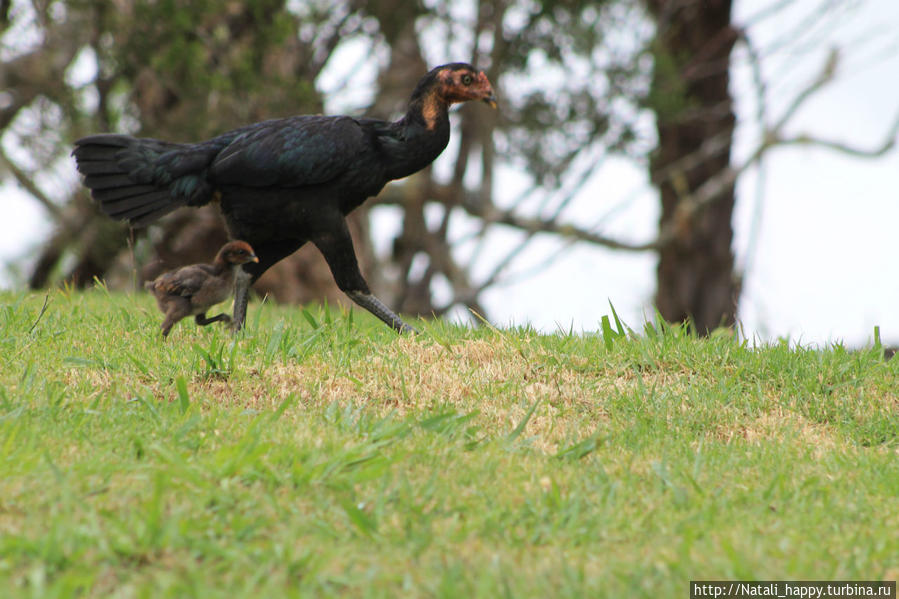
[646,0,739,333]
[4,0,376,305]
[366,0,651,319]
[359,0,897,329]
[2,0,896,332]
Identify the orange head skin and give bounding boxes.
[435,67,497,108]
[418,64,497,130]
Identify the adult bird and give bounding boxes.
[72,63,497,333]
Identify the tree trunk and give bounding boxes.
[647,0,739,334]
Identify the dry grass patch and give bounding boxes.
[713,409,841,457]
[219,336,616,453]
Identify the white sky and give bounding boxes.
[1,0,897,347]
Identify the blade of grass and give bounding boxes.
[601,315,615,350]
[270,393,296,422]
[340,498,377,538]
[608,300,627,336]
[175,376,190,415]
[507,399,539,443]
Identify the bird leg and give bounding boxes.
[160,319,176,338]
[231,268,253,332]
[195,312,232,327]
[345,290,417,334]
[314,219,417,334]
[160,299,190,338]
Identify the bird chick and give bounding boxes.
[144,240,258,337]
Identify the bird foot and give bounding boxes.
[345,290,417,334]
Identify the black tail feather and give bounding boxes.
[73,134,193,226]
[102,190,173,217]
[74,161,125,176]
[93,185,160,203]
[75,134,132,147]
[83,173,141,190]
[72,146,124,163]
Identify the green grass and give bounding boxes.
[1,288,897,597]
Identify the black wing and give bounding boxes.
[210,116,370,188]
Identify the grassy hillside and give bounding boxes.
[1,289,897,597]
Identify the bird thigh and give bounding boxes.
[312,223,369,294]
[160,297,192,335]
[312,217,415,333]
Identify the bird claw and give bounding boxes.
[345,290,416,334]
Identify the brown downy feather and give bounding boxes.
[145,240,258,337]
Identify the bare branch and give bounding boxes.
[0,145,64,221]
[732,29,772,287]
[774,48,839,131]
[658,43,897,247]
[774,112,899,157]
[649,128,733,187]
[476,205,660,251]
[737,28,770,135]
[373,31,897,275]
[741,0,796,28]
[473,228,538,293]
[374,183,661,252]
[492,240,575,289]
[0,16,87,129]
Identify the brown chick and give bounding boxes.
[144,240,258,337]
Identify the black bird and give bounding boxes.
[144,240,258,337]
[73,63,497,333]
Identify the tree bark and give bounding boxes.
[647,0,739,334]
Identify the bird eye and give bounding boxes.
[461,74,473,85]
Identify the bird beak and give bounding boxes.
[476,71,498,109]
[250,255,259,263]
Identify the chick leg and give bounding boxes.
[195,312,232,327]
[161,319,176,338]
[160,299,190,338]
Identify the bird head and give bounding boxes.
[220,240,259,265]
[431,63,498,109]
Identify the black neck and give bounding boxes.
[380,97,452,181]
